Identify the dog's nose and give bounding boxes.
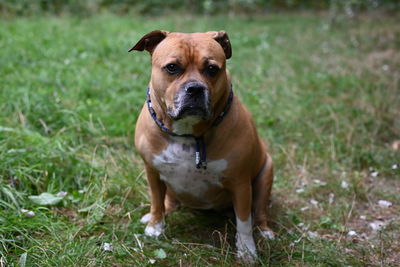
[185,82,206,97]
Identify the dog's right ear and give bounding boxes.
[129,30,169,54]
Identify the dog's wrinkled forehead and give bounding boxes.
[129,30,232,61]
[152,33,227,66]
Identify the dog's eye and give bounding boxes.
[205,64,220,77]
[164,63,181,75]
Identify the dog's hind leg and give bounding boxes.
[164,187,180,214]
[252,153,275,239]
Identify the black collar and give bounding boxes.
[146,87,234,169]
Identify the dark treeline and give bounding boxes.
[1,0,399,16]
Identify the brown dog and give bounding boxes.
[130,30,274,261]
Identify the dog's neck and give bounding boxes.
[172,116,202,135]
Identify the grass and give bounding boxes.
[1,12,399,266]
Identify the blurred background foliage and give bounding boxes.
[1,0,399,16]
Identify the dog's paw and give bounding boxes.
[140,213,152,224]
[236,233,257,264]
[260,229,275,240]
[144,221,164,237]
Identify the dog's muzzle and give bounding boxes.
[168,81,211,120]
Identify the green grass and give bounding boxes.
[1,13,399,266]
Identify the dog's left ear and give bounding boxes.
[129,30,169,54]
[207,31,232,59]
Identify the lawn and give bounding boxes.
[0,12,399,266]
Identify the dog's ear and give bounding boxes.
[129,30,169,53]
[207,31,232,59]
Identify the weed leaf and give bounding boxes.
[153,248,167,259]
[28,193,64,205]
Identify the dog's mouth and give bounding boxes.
[168,105,210,121]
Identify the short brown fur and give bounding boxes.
[130,30,274,253]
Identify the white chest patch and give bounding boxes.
[153,137,227,200]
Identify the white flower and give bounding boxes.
[307,231,319,239]
[341,180,349,189]
[102,242,113,252]
[21,209,35,217]
[300,206,309,211]
[313,179,327,186]
[347,230,357,236]
[369,221,385,231]
[295,188,305,193]
[378,200,392,208]
[328,193,335,204]
[370,171,379,177]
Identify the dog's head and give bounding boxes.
[130,30,232,121]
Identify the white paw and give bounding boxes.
[140,213,152,224]
[144,221,164,237]
[236,233,257,263]
[260,230,275,240]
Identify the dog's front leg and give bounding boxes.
[142,162,166,237]
[230,181,257,262]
